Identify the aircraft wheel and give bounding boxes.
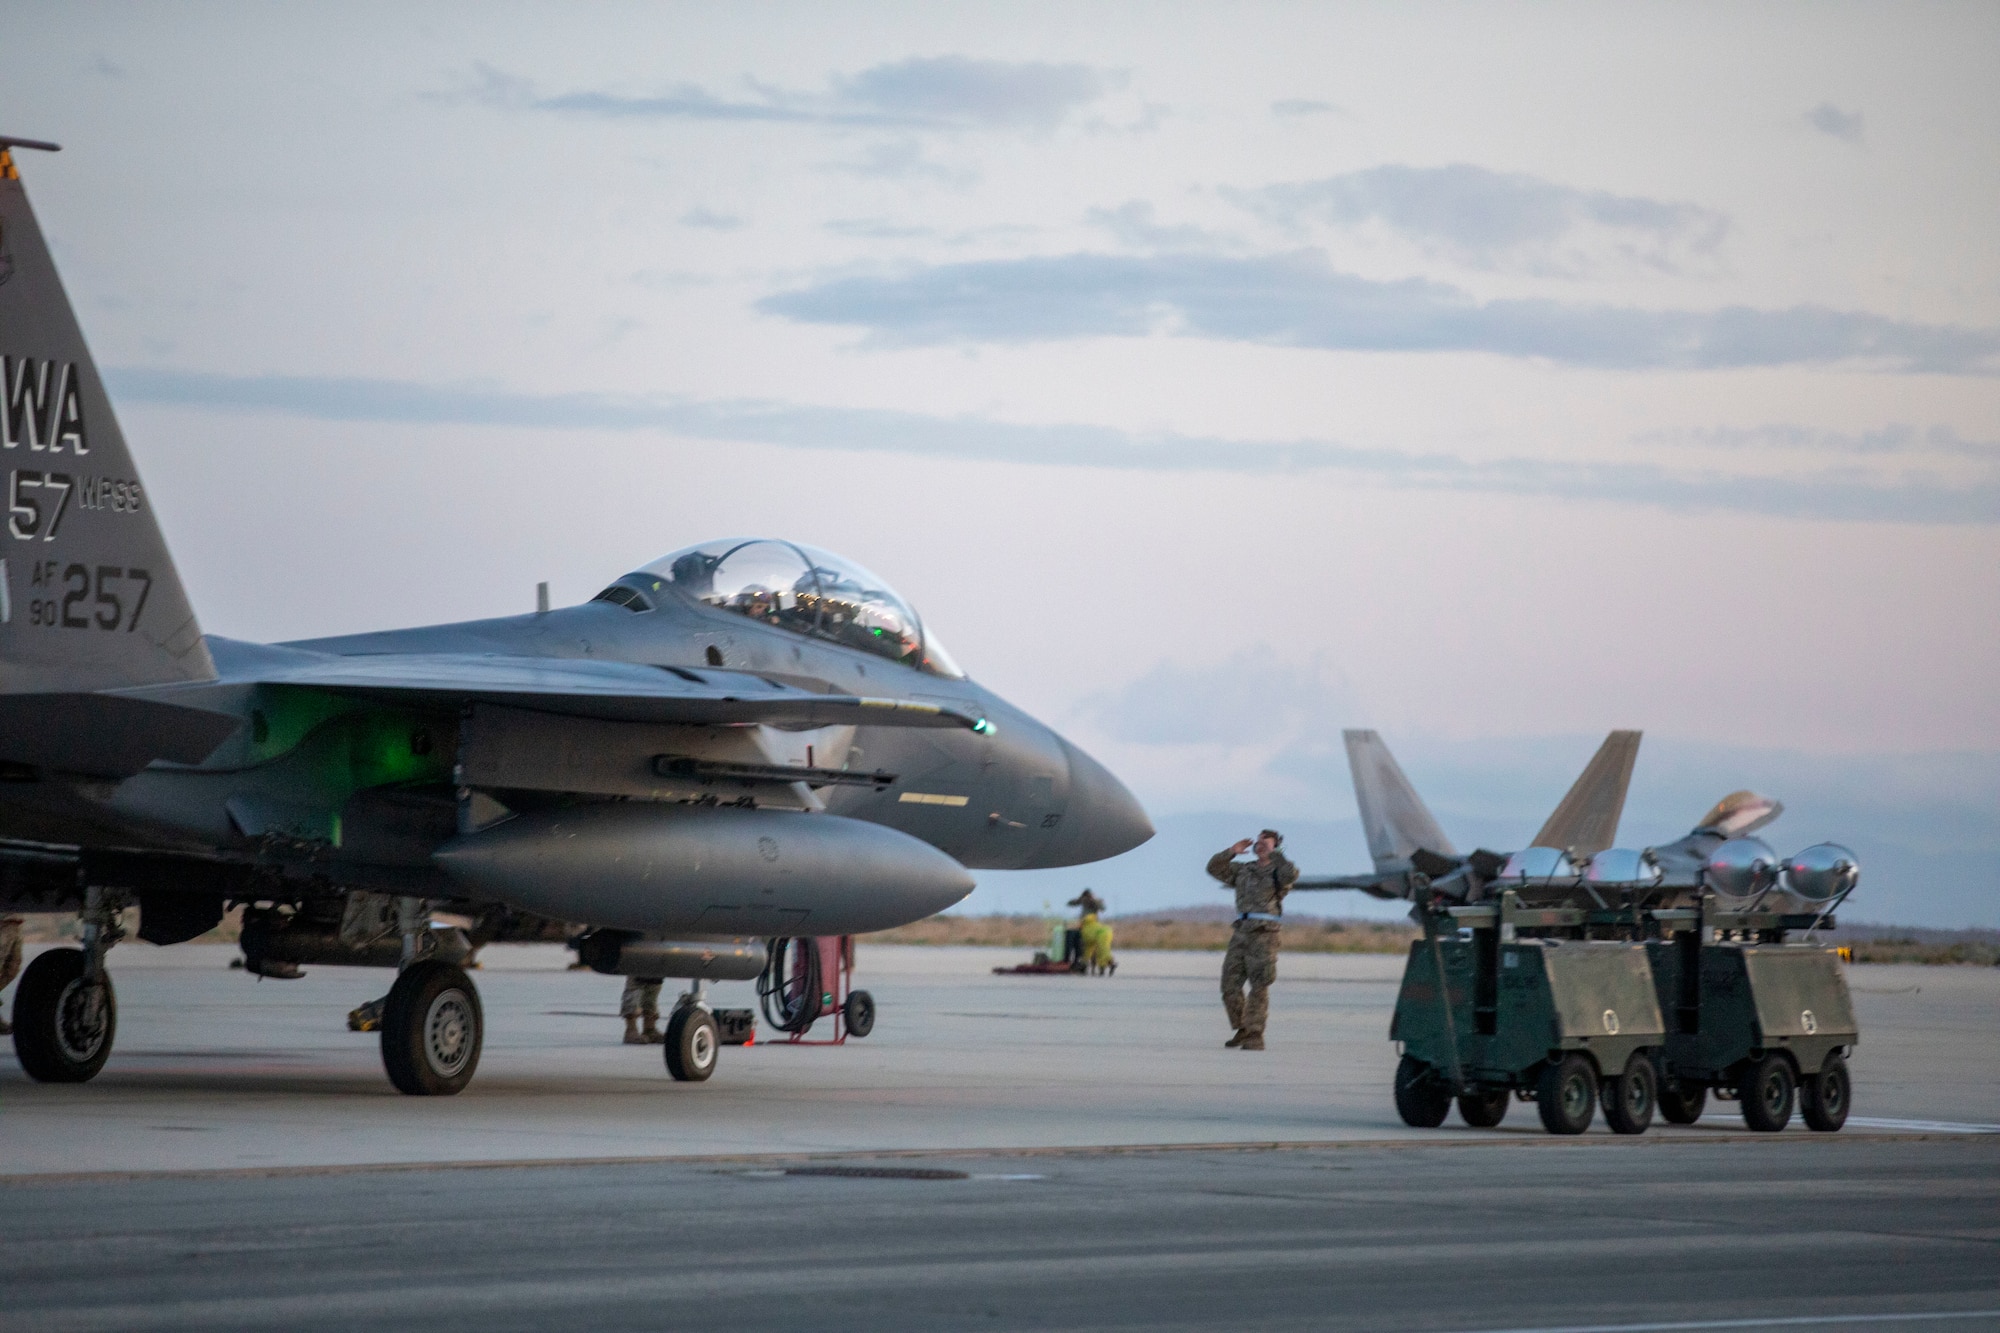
[1537,1055,1598,1135]
[1740,1053,1796,1132]
[1602,1054,1657,1135]
[1800,1053,1850,1132]
[665,1005,719,1082]
[380,961,483,1096]
[1659,1078,1707,1125]
[12,948,116,1084]
[1393,1055,1452,1128]
[843,989,875,1039]
[1457,1086,1510,1128]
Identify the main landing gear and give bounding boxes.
[379,959,484,1096]
[8,889,494,1096]
[12,888,124,1085]
[362,902,487,1096]
[12,947,116,1083]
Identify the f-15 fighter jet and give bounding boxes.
[0,139,1152,1094]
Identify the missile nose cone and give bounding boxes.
[1053,737,1154,866]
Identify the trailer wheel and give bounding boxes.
[1393,1055,1452,1128]
[1740,1053,1795,1132]
[1457,1087,1509,1128]
[12,949,116,1084]
[1800,1052,1850,1132]
[843,989,875,1039]
[1658,1077,1706,1125]
[1602,1054,1656,1135]
[665,1005,719,1082]
[1537,1055,1598,1135]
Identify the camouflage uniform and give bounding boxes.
[1208,849,1298,1044]
[0,915,21,1035]
[620,976,664,1044]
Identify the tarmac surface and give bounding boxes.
[4,943,1998,1330]
[6,1138,1999,1332]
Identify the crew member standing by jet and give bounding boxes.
[0,914,22,1035]
[621,975,665,1044]
[1208,831,1297,1050]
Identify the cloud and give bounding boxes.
[456,64,823,124]
[828,138,973,185]
[1805,103,1865,144]
[1230,164,1730,275]
[831,55,1110,132]
[756,250,2000,374]
[1270,99,1338,117]
[1085,201,1229,250]
[824,218,1043,245]
[105,367,2000,524]
[827,218,934,242]
[1635,423,2000,461]
[678,207,743,230]
[1079,651,1358,745]
[453,57,1110,133]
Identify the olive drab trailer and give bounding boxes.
[1646,898,1858,1132]
[1297,730,1862,1136]
[1390,909,1668,1135]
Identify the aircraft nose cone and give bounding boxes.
[1052,737,1154,866]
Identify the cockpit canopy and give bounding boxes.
[595,538,964,679]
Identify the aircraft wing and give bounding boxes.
[226,652,991,731]
[1292,871,1411,900]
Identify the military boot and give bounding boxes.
[642,1016,665,1044]
[1224,1029,1247,1048]
[623,1016,646,1045]
[1239,1033,1266,1051]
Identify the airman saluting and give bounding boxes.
[1207,830,1297,1050]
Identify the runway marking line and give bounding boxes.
[1455,1311,2000,1333]
[1,1127,1992,1188]
[1849,1117,2000,1134]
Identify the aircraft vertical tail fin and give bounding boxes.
[1531,730,1641,858]
[0,140,212,694]
[1343,729,1457,872]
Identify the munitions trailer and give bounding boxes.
[1391,889,1855,1135]
[1645,900,1856,1132]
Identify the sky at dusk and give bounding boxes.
[4,3,1996,924]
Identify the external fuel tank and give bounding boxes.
[434,802,975,935]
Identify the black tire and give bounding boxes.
[1800,1052,1851,1132]
[12,948,116,1084]
[1537,1054,1598,1135]
[1394,1055,1453,1128]
[1602,1054,1657,1135]
[380,961,483,1096]
[1457,1087,1510,1128]
[843,989,875,1039]
[1658,1077,1707,1125]
[1740,1053,1796,1132]
[665,1005,719,1082]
